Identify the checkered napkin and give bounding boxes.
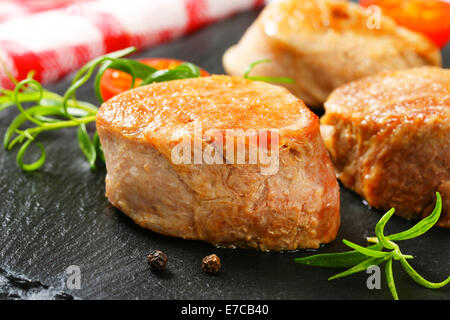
[0,0,264,88]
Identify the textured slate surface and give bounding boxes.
[0,9,449,300]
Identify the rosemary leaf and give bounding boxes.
[295,243,383,268]
[141,63,201,85]
[93,132,105,163]
[13,79,44,126]
[64,47,136,119]
[94,59,137,103]
[399,257,450,289]
[77,123,97,170]
[328,255,392,281]
[104,58,157,79]
[295,193,447,300]
[16,139,46,171]
[385,259,399,300]
[342,239,390,258]
[375,208,396,249]
[388,193,442,242]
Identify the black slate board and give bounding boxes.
[0,9,449,300]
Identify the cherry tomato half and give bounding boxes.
[360,0,450,48]
[99,58,210,101]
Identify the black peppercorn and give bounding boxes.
[201,254,221,274]
[147,250,168,271]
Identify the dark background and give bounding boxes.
[0,8,449,300]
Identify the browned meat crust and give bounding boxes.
[96,75,340,250]
[321,67,450,227]
[223,0,441,108]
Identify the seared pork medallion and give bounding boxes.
[223,0,441,108]
[96,75,340,250]
[321,67,450,227]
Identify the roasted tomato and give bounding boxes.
[360,0,450,48]
[99,58,210,101]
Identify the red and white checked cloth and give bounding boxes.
[0,0,265,89]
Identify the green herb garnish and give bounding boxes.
[244,59,295,84]
[0,47,203,171]
[295,192,449,300]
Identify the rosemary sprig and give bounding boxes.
[295,192,449,300]
[0,47,203,171]
[244,59,295,84]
